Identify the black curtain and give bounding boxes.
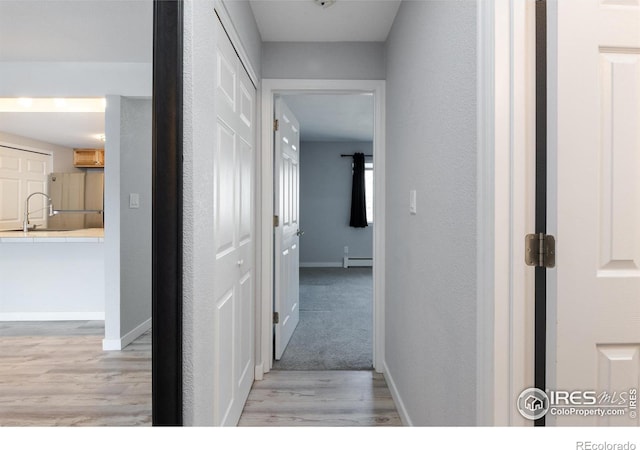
[349,152,368,227]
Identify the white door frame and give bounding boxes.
[477,0,537,426]
[256,79,386,378]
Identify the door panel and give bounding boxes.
[214,290,235,423]
[0,146,50,230]
[213,17,256,426]
[553,0,640,426]
[274,98,301,360]
[598,51,640,275]
[215,122,236,257]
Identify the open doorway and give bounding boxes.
[272,93,375,370]
[258,79,386,377]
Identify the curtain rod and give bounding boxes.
[340,154,373,157]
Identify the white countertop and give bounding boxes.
[0,228,104,243]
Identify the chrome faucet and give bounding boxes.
[23,192,56,232]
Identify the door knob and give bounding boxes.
[296,229,305,236]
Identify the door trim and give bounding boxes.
[214,0,259,88]
[257,79,386,377]
[477,0,537,425]
[534,0,547,427]
[152,0,183,426]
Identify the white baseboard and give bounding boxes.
[299,262,343,268]
[254,362,264,381]
[0,312,105,321]
[343,256,374,268]
[102,317,151,351]
[383,361,413,426]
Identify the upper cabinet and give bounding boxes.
[73,149,104,168]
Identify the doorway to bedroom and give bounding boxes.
[272,93,375,371]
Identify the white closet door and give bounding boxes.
[213,17,256,426]
[0,146,50,230]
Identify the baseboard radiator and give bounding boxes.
[343,256,373,268]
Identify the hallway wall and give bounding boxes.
[300,141,373,266]
[104,96,152,350]
[384,0,478,426]
[183,0,480,427]
[262,42,385,80]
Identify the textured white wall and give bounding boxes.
[119,98,152,338]
[384,0,478,425]
[104,96,152,349]
[104,95,122,344]
[0,62,151,97]
[262,42,385,80]
[183,0,220,426]
[300,141,373,265]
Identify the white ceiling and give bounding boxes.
[0,0,152,62]
[0,112,105,149]
[0,0,387,148]
[249,0,401,42]
[283,94,374,142]
[252,1,389,142]
[0,0,151,149]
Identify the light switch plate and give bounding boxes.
[129,193,140,209]
[409,190,417,214]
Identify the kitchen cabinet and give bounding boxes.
[73,148,104,167]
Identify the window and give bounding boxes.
[365,161,373,224]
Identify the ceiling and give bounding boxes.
[283,94,374,142]
[0,0,388,148]
[0,0,152,62]
[251,1,389,141]
[249,0,401,42]
[0,0,151,149]
[0,112,105,149]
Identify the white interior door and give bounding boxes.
[274,97,301,360]
[0,146,50,230]
[552,0,640,426]
[213,17,256,426]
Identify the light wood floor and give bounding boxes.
[0,321,151,426]
[0,322,401,427]
[238,370,403,426]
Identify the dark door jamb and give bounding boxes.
[152,0,183,426]
[534,0,547,428]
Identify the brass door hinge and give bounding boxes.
[273,215,279,227]
[273,312,280,324]
[274,119,279,131]
[525,233,556,268]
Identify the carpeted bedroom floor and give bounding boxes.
[272,267,373,370]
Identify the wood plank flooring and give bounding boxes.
[0,322,151,426]
[238,370,403,426]
[0,322,401,427]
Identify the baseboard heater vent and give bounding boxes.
[343,256,373,268]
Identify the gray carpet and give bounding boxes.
[273,267,373,370]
